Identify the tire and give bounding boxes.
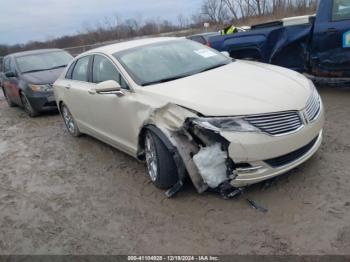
[61,104,81,137]
[2,88,16,107]
[20,92,39,117]
[144,130,178,189]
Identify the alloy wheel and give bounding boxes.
[62,106,76,134]
[145,133,158,182]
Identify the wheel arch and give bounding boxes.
[137,124,177,161]
[18,89,25,107]
[58,100,64,113]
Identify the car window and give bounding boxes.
[114,39,230,86]
[92,55,128,89]
[3,57,10,72]
[65,61,76,79]
[72,56,90,82]
[10,58,16,72]
[333,0,350,20]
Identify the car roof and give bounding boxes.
[83,37,179,56]
[7,49,65,58]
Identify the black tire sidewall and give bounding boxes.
[146,130,178,189]
[20,92,38,117]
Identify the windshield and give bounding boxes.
[114,40,231,86]
[16,51,73,73]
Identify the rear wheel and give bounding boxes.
[61,104,81,137]
[20,92,39,117]
[2,88,16,107]
[144,130,178,189]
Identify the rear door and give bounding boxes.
[3,57,21,104]
[311,0,350,77]
[58,55,96,130]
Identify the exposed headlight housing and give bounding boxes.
[29,84,52,92]
[192,117,259,132]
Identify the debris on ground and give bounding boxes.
[218,181,243,199]
[247,199,268,213]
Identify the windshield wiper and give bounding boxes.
[22,69,49,74]
[22,65,67,74]
[46,65,67,70]
[142,73,193,86]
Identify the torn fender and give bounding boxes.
[146,103,197,132]
[141,103,240,195]
[142,103,209,193]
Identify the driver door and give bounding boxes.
[84,54,138,155]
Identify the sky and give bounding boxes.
[0,0,202,45]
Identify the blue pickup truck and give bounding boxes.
[207,0,350,84]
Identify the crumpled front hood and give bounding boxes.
[21,68,64,85]
[140,60,313,116]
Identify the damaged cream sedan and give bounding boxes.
[54,37,324,198]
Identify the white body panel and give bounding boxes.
[54,37,324,187]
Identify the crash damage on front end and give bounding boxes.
[138,103,246,199]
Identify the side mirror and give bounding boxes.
[221,51,231,58]
[95,80,121,93]
[5,71,17,78]
[93,80,124,96]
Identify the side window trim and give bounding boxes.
[87,55,94,83]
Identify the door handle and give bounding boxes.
[326,28,337,33]
[65,84,71,90]
[88,89,96,95]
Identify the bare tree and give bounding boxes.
[178,14,189,29]
[224,0,240,19]
[201,0,229,23]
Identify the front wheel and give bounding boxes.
[20,92,39,117]
[61,104,81,137]
[144,130,178,189]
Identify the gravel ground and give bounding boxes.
[0,87,349,255]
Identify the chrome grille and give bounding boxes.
[245,111,303,135]
[305,90,321,122]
